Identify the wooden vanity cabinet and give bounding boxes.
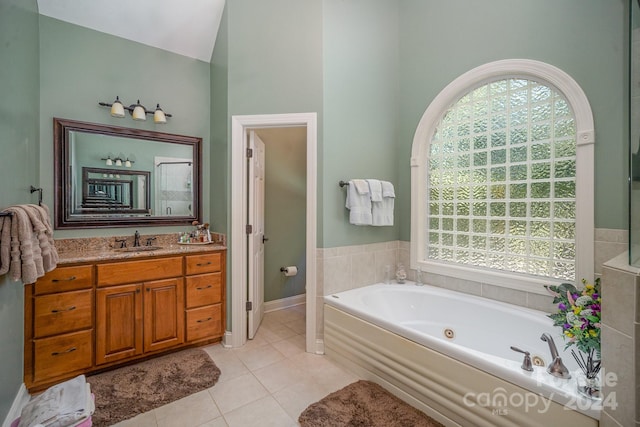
[185,252,225,342]
[95,257,184,365]
[25,249,225,392]
[24,265,94,390]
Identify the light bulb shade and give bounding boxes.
[115,158,122,166]
[105,157,113,166]
[154,104,167,124]
[110,97,125,118]
[125,159,132,167]
[132,101,146,121]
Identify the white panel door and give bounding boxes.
[247,131,266,339]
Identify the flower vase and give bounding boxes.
[572,349,602,400]
[577,374,601,400]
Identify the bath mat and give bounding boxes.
[88,348,220,427]
[299,380,444,427]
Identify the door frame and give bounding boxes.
[229,112,318,353]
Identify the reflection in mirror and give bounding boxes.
[54,118,202,229]
[81,167,150,213]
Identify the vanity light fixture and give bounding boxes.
[101,155,135,167]
[98,96,173,123]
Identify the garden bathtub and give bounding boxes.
[323,283,601,427]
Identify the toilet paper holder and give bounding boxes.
[280,266,298,276]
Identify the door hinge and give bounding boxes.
[246,148,253,158]
[246,224,253,234]
[246,301,253,311]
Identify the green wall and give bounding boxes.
[396,0,628,239]
[0,0,39,420]
[259,128,307,302]
[39,16,212,239]
[322,0,400,247]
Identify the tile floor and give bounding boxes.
[112,304,360,427]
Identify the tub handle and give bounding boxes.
[510,346,534,372]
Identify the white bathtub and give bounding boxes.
[323,283,601,427]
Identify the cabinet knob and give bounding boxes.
[136,288,141,294]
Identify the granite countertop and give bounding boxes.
[55,232,227,265]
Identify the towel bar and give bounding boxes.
[339,180,348,188]
[0,212,12,217]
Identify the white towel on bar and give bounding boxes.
[372,181,395,226]
[367,179,382,202]
[345,180,372,225]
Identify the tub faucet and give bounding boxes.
[134,230,141,247]
[540,333,571,379]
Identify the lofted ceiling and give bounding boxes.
[37,0,225,62]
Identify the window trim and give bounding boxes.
[410,59,594,295]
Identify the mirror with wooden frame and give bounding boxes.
[54,118,202,229]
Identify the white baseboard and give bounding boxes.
[315,338,325,355]
[2,383,29,427]
[222,331,233,348]
[264,294,306,313]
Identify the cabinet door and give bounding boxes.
[143,278,184,353]
[96,284,142,365]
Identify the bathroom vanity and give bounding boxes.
[23,243,226,392]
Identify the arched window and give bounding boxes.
[410,60,594,293]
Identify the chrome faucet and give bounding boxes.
[540,333,571,379]
[134,230,141,247]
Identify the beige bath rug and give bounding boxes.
[88,348,220,427]
[299,380,444,427]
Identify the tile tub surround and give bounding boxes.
[601,253,639,427]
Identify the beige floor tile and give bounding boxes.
[209,351,250,384]
[209,373,269,414]
[202,343,233,359]
[155,390,220,427]
[272,380,331,420]
[252,358,307,393]
[223,396,296,427]
[256,322,298,343]
[110,410,158,427]
[270,334,306,358]
[197,416,228,427]
[233,334,269,353]
[285,319,306,335]
[235,344,285,371]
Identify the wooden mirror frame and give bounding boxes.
[53,117,202,229]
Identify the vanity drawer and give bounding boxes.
[34,289,93,338]
[33,329,93,384]
[97,257,182,286]
[186,305,222,342]
[185,253,222,275]
[185,273,222,309]
[35,265,93,295]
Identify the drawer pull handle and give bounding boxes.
[51,347,77,356]
[51,306,76,313]
[196,261,212,266]
[196,285,213,290]
[52,276,76,282]
[197,317,213,323]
